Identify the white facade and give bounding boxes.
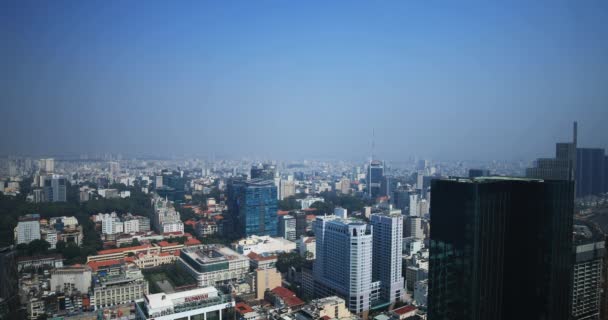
[405,216,424,239]
[50,267,92,294]
[137,287,234,320]
[101,216,123,235]
[153,197,184,234]
[43,231,58,249]
[371,212,405,304]
[314,216,373,314]
[234,235,296,256]
[408,194,419,217]
[403,237,423,255]
[297,236,316,260]
[123,219,140,234]
[15,219,41,245]
[297,197,324,210]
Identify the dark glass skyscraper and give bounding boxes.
[576,148,606,198]
[238,179,278,237]
[250,163,276,180]
[367,160,384,199]
[428,177,573,320]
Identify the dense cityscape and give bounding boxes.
[0,122,606,320]
[3,1,608,320]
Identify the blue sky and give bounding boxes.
[1,1,607,160]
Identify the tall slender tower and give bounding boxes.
[371,211,404,304]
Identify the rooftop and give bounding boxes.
[270,287,305,308]
[97,244,152,255]
[392,305,417,315]
[181,245,246,264]
[146,286,219,310]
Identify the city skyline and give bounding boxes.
[2,1,608,160]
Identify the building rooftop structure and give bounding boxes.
[235,235,296,255]
[181,245,246,265]
[137,286,234,320]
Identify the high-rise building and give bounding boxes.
[278,214,296,241]
[251,163,276,180]
[152,197,184,234]
[371,211,404,305]
[571,223,605,320]
[526,121,577,182]
[408,193,420,217]
[313,216,373,314]
[14,214,41,245]
[0,246,18,319]
[468,169,490,178]
[109,161,120,180]
[428,177,573,320]
[404,216,424,239]
[294,211,307,239]
[39,158,55,174]
[392,189,410,212]
[279,179,296,200]
[576,148,606,198]
[367,160,384,199]
[238,179,278,237]
[42,174,67,202]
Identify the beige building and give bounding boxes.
[248,268,282,300]
[300,296,353,319]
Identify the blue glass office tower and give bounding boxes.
[238,179,278,237]
[428,177,573,320]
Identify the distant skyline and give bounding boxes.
[2,1,607,161]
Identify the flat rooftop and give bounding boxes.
[181,245,246,264]
[147,286,219,310]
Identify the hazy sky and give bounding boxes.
[2,1,607,161]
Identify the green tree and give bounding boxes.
[276,252,305,273]
[28,239,51,255]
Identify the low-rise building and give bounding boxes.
[296,237,316,260]
[50,266,93,294]
[135,286,234,320]
[299,296,352,320]
[265,287,305,311]
[248,268,282,300]
[178,245,249,287]
[235,235,296,256]
[91,261,148,309]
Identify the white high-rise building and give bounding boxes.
[278,214,296,241]
[404,216,424,239]
[409,194,419,217]
[109,162,120,180]
[123,219,139,234]
[314,216,373,314]
[15,214,41,245]
[371,211,404,304]
[39,158,55,173]
[153,197,184,234]
[279,180,296,200]
[101,216,123,235]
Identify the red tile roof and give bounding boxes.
[158,241,180,247]
[185,238,201,246]
[235,302,254,314]
[247,252,278,261]
[87,259,124,272]
[97,244,151,255]
[393,305,417,315]
[270,287,304,307]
